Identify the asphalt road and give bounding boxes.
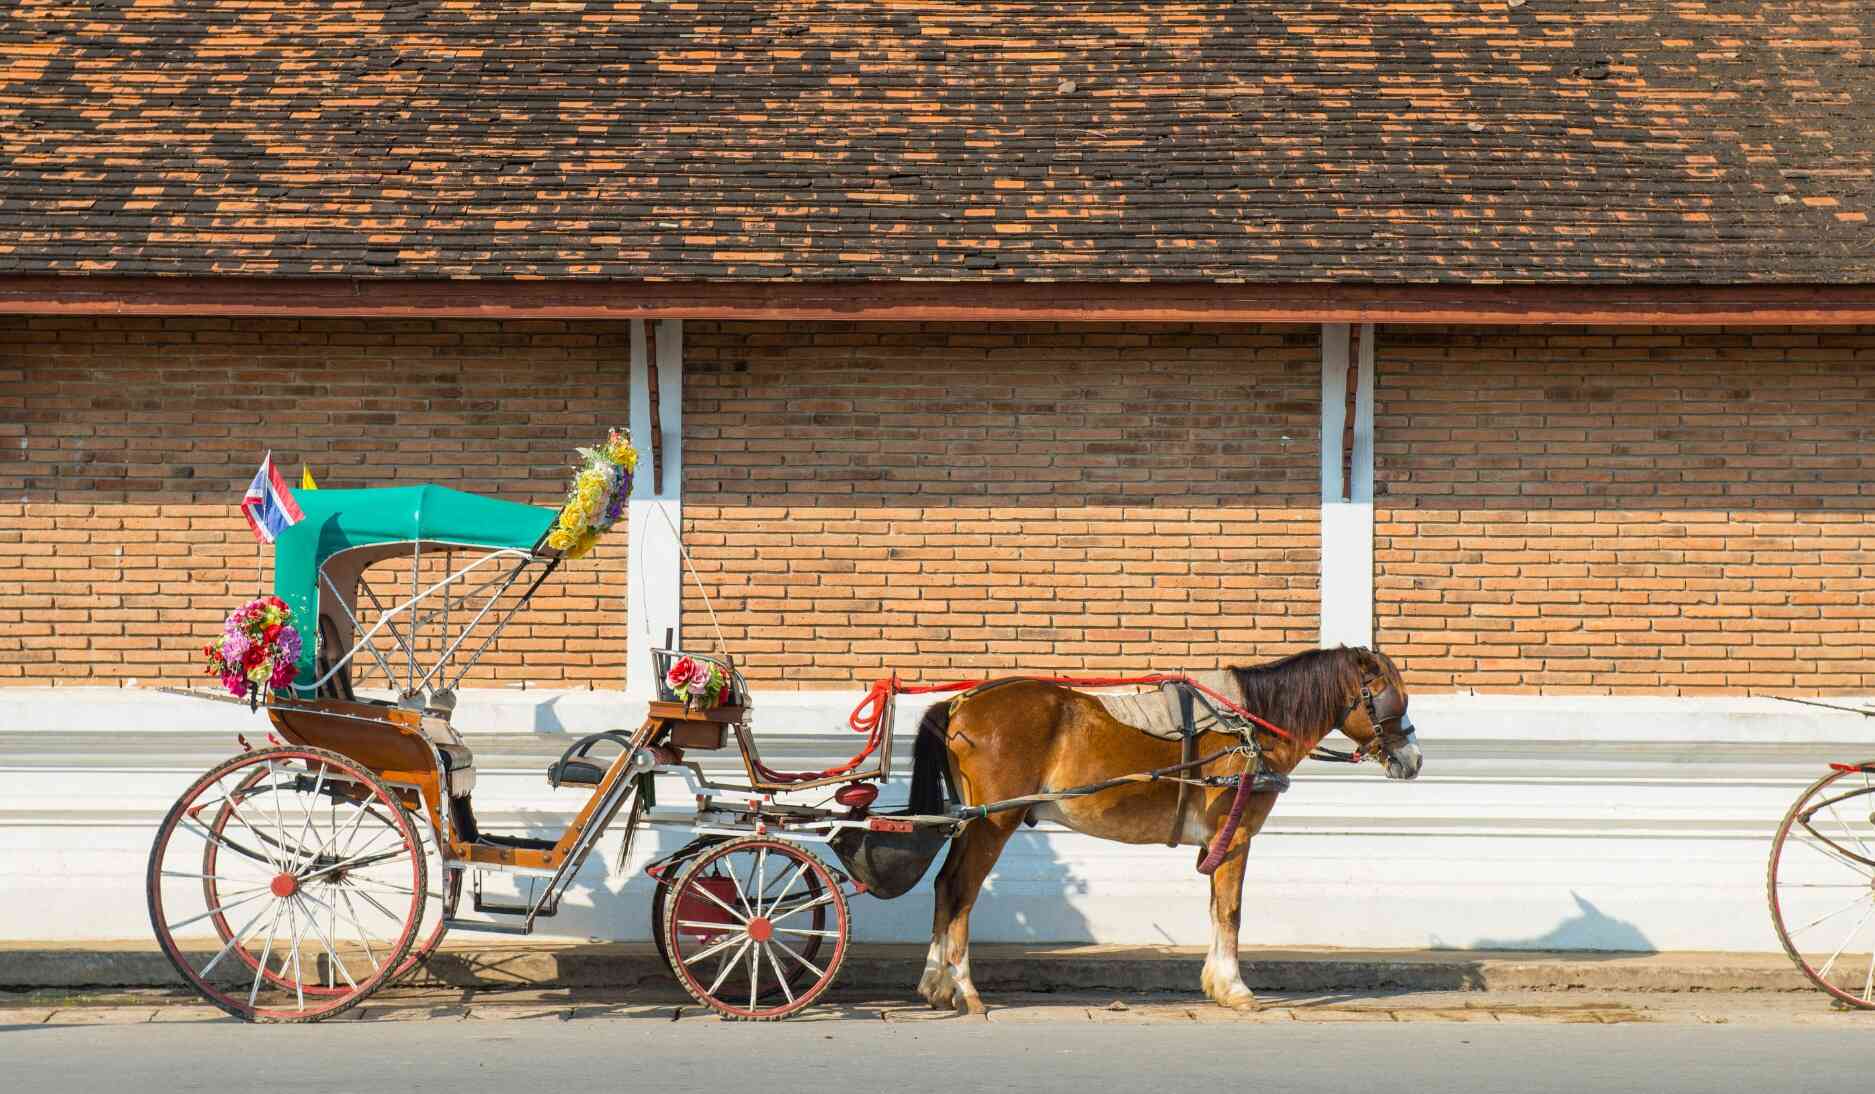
[3,1015,1871,1094]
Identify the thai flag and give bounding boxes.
[241,452,304,543]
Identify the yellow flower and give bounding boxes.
[546,527,576,551]
[567,529,601,559]
[576,474,607,511]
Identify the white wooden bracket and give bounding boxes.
[627,319,683,697]
[1320,323,1375,648]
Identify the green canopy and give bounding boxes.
[274,485,559,690]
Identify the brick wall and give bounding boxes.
[0,317,632,687]
[1376,327,1875,695]
[681,322,1323,686]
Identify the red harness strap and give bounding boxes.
[748,672,1295,786]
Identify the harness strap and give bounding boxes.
[1168,682,1196,847]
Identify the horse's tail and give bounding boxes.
[909,699,957,815]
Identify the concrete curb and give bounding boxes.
[0,943,1815,995]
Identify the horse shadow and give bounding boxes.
[1457,892,1658,954]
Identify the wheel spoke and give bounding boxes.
[1791,832,1873,879]
[705,937,753,995]
[774,927,842,939]
[764,861,811,918]
[738,938,753,1013]
[293,893,359,992]
[682,928,752,968]
[166,888,268,933]
[1823,797,1875,861]
[1793,892,1873,937]
[769,935,826,980]
[294,764,330,873]
[765,943,795,1005]
[1817,902,1875,982]
[769,891,836,925]
[688,880,750,924]
[336,888,383,971]
[725,861,755,919]
[248,901,285,1008]
[199,900,275,979]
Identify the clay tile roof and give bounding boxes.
[0,1,1870,285]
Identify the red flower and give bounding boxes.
[243,645,266,669]
[262,623,282,643]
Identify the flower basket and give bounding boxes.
[546,428,638,559]
[202,595,303,707]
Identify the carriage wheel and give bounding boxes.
[1768,763,1875,1008]
[149,747,427,1022]
[201,772,450,995]
[661,836,849,1020]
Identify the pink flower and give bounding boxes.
[667,656,708,691]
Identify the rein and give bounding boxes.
[1196,671,1402,875]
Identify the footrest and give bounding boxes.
[547,758,606,787]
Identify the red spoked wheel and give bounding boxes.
[1769,763,1875,1009]
[148,747,427,1022]
[661,836,849,1020]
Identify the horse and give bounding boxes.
[902,645,1422,1015]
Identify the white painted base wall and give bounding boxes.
[4,686,1870,951]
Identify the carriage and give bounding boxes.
[148,441,1415,1022]
[147,477,966,1021]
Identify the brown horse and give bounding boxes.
[904,645,1421,1014]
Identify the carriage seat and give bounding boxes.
[1093,671,1244,741]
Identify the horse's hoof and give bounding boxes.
[1219,988,1258,1011]
[957,996,988,1017]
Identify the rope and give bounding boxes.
[746,671,1297,785]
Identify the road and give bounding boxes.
[4,991,1873,1093]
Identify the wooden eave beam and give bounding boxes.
[1,276,1874,325]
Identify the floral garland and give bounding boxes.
[202,595,302,702]
[547,428,638,559]
[666,655,729,708]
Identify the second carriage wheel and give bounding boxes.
[150,746,427,1022]
[661,836,850,1020]
[1768,762,1875,1009]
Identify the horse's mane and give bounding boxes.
[1228,646,1397,734]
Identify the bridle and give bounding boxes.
[1311,672,1411,765]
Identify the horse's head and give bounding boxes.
[1335,650,1422,780]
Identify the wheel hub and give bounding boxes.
[747,916,774,943]
[270,873,299,898]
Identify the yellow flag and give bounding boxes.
[300,466,318,490]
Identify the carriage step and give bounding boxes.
[439,917,536,936]
[472,892,559,919]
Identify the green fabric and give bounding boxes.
[273,485,559,690]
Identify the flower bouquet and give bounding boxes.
[202,595,302,706]
[666,655,728,709]
[547,429,638,560]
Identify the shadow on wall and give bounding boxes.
[1459,892,1658,953]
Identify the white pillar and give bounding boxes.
[1320,322,1375,648]
[627,319,683,697]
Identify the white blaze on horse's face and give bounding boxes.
[1382,713,1423,781]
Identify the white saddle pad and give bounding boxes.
[1092,670,1245,740]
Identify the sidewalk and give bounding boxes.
[0,940,1819,995]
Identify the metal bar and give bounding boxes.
[302,549,533,692]
[445,555,562,692]
[357,572,422,688]
[414,555,535,694]
[318,571,399,689]
[1776,696,1875,718]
